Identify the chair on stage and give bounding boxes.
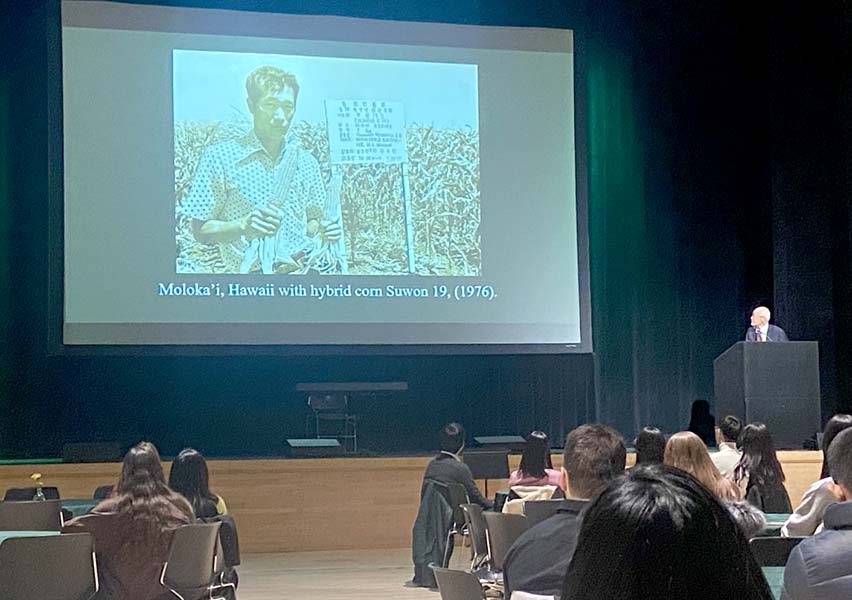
[4,486,60,501]
[749,535,806,567]
[0,499,63,531]
[0,533,98,600]
[483,512,529,572]
[160,522,228,600]
[306,394,358,453]
[433,566,485,600]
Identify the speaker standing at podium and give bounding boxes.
[745,306,789,342]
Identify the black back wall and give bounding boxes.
[1,0,850,457]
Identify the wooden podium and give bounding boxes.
[713,342,820,448]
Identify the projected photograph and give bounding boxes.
[173,49,481,275]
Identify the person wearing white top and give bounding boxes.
[781,477,836,536]
[782,414,852,536]
[711,416,743,477]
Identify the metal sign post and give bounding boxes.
[325,99,413,273]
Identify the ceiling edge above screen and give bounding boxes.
[49,0,591,355]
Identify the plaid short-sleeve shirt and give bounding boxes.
[182,129,326,273]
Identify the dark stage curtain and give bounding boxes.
[769,2,852,418]
[586,2,774,437]
[0,6,11,447]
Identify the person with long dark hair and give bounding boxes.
[634,427,666,465]
[561,465,774,600]
[168,448,228,518]
[508,431,563,488]
[782,414,852,536]
[734,422,792,513]
[63,442,194,600]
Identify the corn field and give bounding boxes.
[175,119,481,276]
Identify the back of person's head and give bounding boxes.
[114,442,191,542]
[168,448,218,518]
[518,431,552,479]
[720,415,742,445]
[827,427,852,495]
[821,414,852,479]
[117,441,168,496]
[664,432,737,500]
[735,422,785,485]
[634,427,666,465]
[561,465,774,600]
[439,422,466,454]
[563,424,626,499]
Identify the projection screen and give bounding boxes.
[56,0,591,352]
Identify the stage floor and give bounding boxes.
[238,548,454,599]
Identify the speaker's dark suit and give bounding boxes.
[744,324,789,342]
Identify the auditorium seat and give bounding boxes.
[749,535,806,567]
[461,504,489,572]
[4,486,60,501]
[427,481,472,568]
[0,500,63,531]
[0,533,97,600]
[433,566,484,600]
[92,485,113,500]
[483,512,529,571]
[160,522,223,600]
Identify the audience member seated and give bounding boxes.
[687,399,716,447]
[711,415,742,476]
[781,427,852,599]
[169,448,228,518]
[169,448,238,599]
[561,465,774,600]
[664,431,741,501]
[726,500,768,539]
[782,414,852,537]
[411,423,491,588]
[508,431,564,488]
[733,422,792,513]
[62,441,194,600]
[420,422,492,509]
[502,424,626,599]
[634,426,666,465]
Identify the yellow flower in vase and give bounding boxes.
[30,473,46,501]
